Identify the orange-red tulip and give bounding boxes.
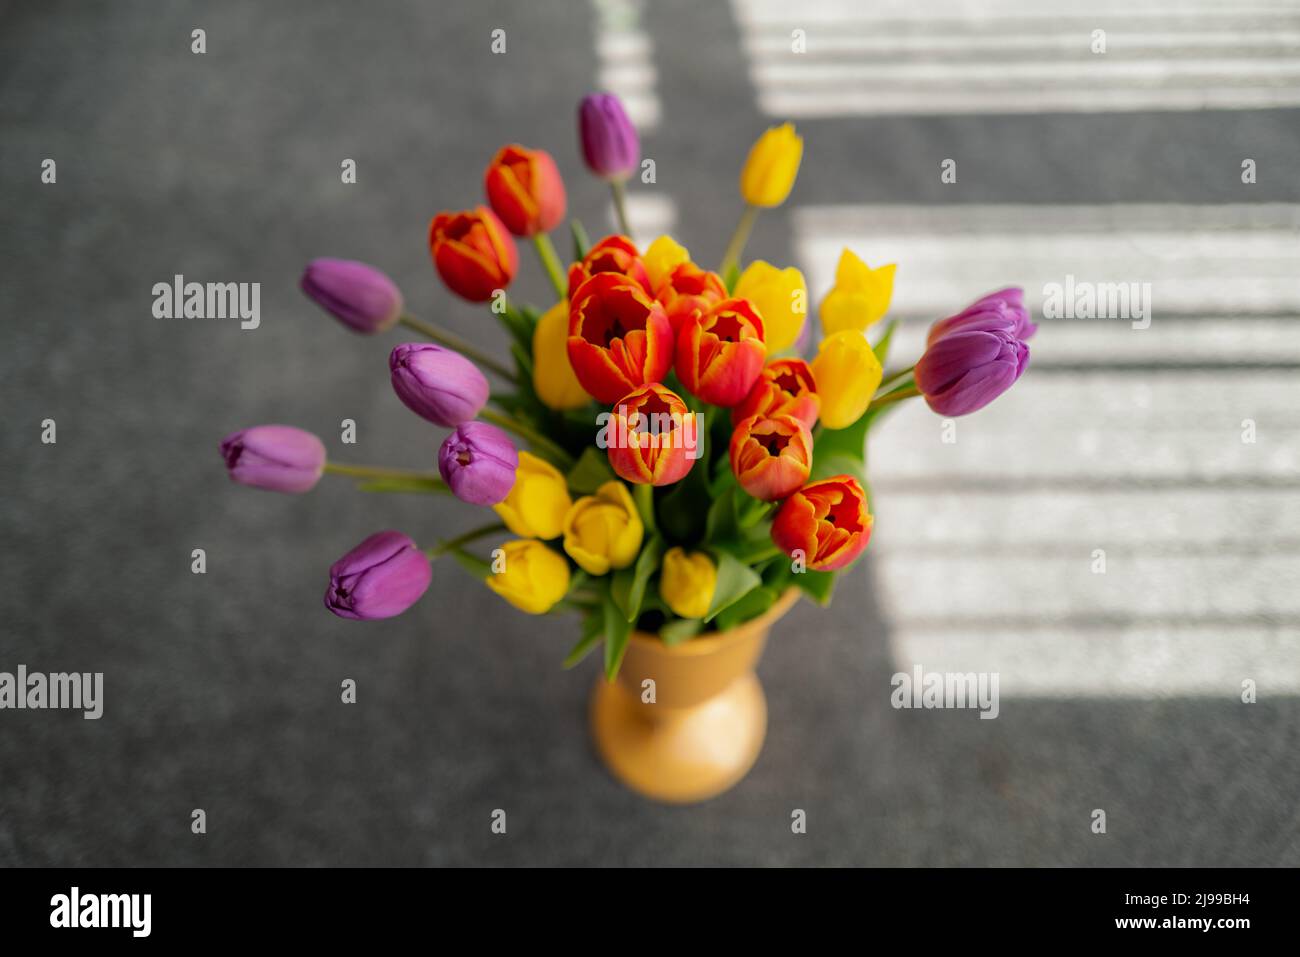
[654,261,727,334]
[729,414,812,502]
[770,475,873,571]
[674,297,766,407]
[730,357,820,430]
[567,234,651,300]
[568,272,674,404]
[428,206,518,302]
[605,383,698,486]
[484,144,567,237]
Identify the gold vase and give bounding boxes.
[590,588,801,803]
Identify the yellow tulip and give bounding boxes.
[486,539,571,615]
[532,299,591,411]
[739,123,803,208]
[642,235,691,291]
[733,260,807,354]
[659,548,717,620]
[493,451,572,540]
[819,249,895,335]
[810,330,883,429]
[562,481,644,575]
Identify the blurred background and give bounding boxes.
[1,0,1297,865]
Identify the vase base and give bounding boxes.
[590,672,767,804]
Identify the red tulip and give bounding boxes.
[674,297,766,407]
[606,383,698,486]
[729,414,812,502]
[731,357,820,430]
[655,261,727,334]
[428,206,518,302]
[484,144,567,237]
[771,475,873,572]
[568,272,674,404]
[567,234,651,300]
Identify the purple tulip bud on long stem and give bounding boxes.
[300,258,404,334]
[324,530,432,620]
[219,425,326,493]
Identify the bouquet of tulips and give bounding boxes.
[220,94,1034,679]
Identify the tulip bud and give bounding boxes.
[219,424,325,494]
[659,548,717,620]
[810,330,882,430]
[739,123,803,208]
[484,144,567,237]
[324,530,432,620]
[437,421,519,506]
[389,342,489,427]
[428,206,518,302]
[532,300,592,411]
[733,260,807,354]
[915,290,1031,417]
[493,451,573,540]
[642,235,691,290]
[730,414,813,502]
[655,261,727,334]
[771,475,873,572]
[731,358,820,431]
[567,234,651,300]
[568,272,674,404]
[300,258,403,334]
[675,297,767,407]
[819,249,895,336]
[927,286,1037,344]
[606,383,699,487]
[578,93,640,181]
[562,481,644,576]
[486,539,572,615]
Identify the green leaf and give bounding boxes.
[355,476,449,495]
[571,219,591,261]
[563,612,604,668]
[705,484,741,545]
[704,549,763,623]
[716,585,778,632]
[660,617,704,647]
[566,446,615,494]
[624,534,664,623]
[497,304,534,352]
[811,410,871,482]
[510,341,534,379]
[447,546,492,581]
[795,570,836,606]
[603,592,632,681]
[872,319,898,366]
[722,259,741,294]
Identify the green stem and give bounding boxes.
[610,178,632,237]
[876,365,916,395]
[398,314,515,380]
[325,462,444,485]
[479,407,575,469]
[718,205,759,278]
[866,384,921,412]
[532,233,568,300]
[428,522,506,558]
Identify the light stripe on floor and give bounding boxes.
[592,0,661,129]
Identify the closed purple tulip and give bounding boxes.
[438,422,518,505]
[915,290,1032,417]
[301,258,404,334]
[219,424,325,493]
[578,93,639,180]
[389,342,489,427]
[324,530,432,620]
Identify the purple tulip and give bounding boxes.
[915,289,1032,417]
[219,425,325,493]
[324,530,432,620]
[389,342,489,427]
[438,422,518,505]
[578,93,639,181]
[301,258,404,334]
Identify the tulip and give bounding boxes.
[566,234,651,299]
[606,383,699,487]
[730,414,813,502]
[568,272,674,404]
[562,480,644,576]
[428,206,518,302]
[486,539,571,614]
[389,342,489,427]
[324,530,432,620]
[642,235,691,291]
[219,424,325,494]
[915,292,1031,417]
[819,249,895,335]
[578,93,640,181]
[810,330,882,429]
[655,261,728,334]
[532,300,591,411]
[731,358,820,430]
[733,260,807,354]
[437,421,519,506]
[484,144,567,238]
[771,475,873,572]
[493,451,573,540]
[674,297,767,407]
[927,286,1037,344]
[300,258,403,334]
[739,122,803,208]
[659,548,717,620]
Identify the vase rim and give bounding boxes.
[629,587,801,655]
